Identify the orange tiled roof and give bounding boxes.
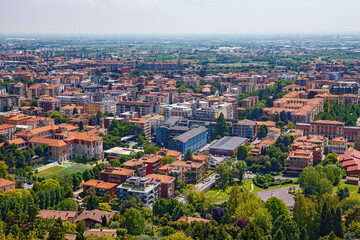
[83,179,118,189]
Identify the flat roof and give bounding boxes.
[210,136,248,151]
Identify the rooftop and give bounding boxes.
[210,136,248,151]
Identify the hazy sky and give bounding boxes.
[1,0,359,35]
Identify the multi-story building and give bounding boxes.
[165,103,192,118]
[27,84,43,99]
[328,137,348,154]
[290,135,326,164]
[82,179,118,199]
[116,101,160,117]
[231,120,257,139]
[241,96,259,108]
[145,174,175,199]
[8,82,26,95]
[140,154,162,175]
[57,94,90,106]
[60,104,83,117]
[117,176,160,207]
[296,120,360,142]
[339,150,360,175]
[285,149,313,174]
[0,124,16,140]
[29,137,70,162]
[64,133,103,160]
[100,167,135,184]
[129,118,151,139]
[123,158,147,176]
[84,103,101,114]
[0,95,20,109]
[169,126,208,154]
[170,160,207,183]
[45,84,64,97]
[38,96,61,112]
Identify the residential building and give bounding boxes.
[117,176,160,207]
[83,230,117,238]
[231,120,257,139]
[129,117,151,139]
[0,95,20,109]
[9,82,26,95]
[74,209,115,228]
[82,179,118,199]
[123,158,146,176]
[0,178,16,192]
[285,149,313,174]
[64,133,103,160]
[57,94,90,106]
[84,103,101,114]
[116,101,160,117]
[37,210,78,222]
[38,96,61,112]
[170,160,207,183]
[60,104,83,117]
[241,96,259,108]
[27,84,43,99]
[141,154,162,175]
[339,150,360,175]
[145,174,175,198]
[100,167,135,184]
[168,126,208,154]
[328,137,348,154]
[0,124,16,140]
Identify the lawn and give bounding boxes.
[336,181,360,198]
[36,165,90,179]
[206,179,297,203]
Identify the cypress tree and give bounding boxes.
[300,228,309,240]
[320,203,332,237]
[333,207,343,238]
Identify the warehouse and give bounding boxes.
[209,136,248,156]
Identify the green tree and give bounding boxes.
[57,198,78,211]
[293,193,317,239]
[272,215,300,240]
[232,161,247,183]
[333,207,343,238]
[320,203,332,237]
[214,113,228,138]
[161,156,175,165]
[184,149,193,161]
[257,125,268,139]
[85,188,99,210]
[265,197,288,222]
[76,220,87,234]
[122,208,145,235]
[286,121,296,129]
[238,222,264,240]
[48,218,65,240]
[73,107,78,115]
[216,162,231,189]
[0,161,8,178]
[237,145,248,161]
[164,231,193,240]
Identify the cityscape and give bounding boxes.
[1,0,360,240]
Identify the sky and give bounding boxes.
[0,0,360,35]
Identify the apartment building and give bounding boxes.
[0,124,16,140]
[57,94,90,106]
[170,160,207,183]
[241,96,259,108]
[45,84,64,97]
[165,103,192,118]
[29,137,70,162]
[129,118,151,139]
[38,96,61,112]
[82,179,118,199]
[122,158,147,176]
[100,167,135,184]
[231,120,257,139]
[60,104,83,117]
[285,149,313,175]
[116,101,160,117]
[84,103,101,114]
[117,176,160,207]
[140,154,162,175]
[145,174,175,199]
[290,135,326,164]
[9,82,26,95]
[0,95,20,109]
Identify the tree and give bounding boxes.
[164,231,193,240]
[293,193,317,240]
[214,113,228,138]
[48,218,65,240]
[286,121,296,129]
[216,162,231,189]
[78,121,84,131]
[35,144,47,157]
[265,197,288,222]
[0,161,8,178]
[333,207,343,238]
[238,222,264,240]
[272,215,300,240]
[162,156,175,165]
[76,220,87,234]
[320,203,332,237]
[184,149,193,161]
[85,188,99,210]
[337,187,350,201]
[73,107,78,115]
[300,228,309,240]
[0,135,7,144]
[137,135,145,145]
[257,125,268,139]
[57,198,78,211]
[232,161,247,183]
[122,208,145,235]
[237,146,248,161]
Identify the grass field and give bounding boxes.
[336,181,360,198]
[36,165,90,179]
[206,179,296,203]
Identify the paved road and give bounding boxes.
[256,185,300,208]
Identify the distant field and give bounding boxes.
[36,165,90,179]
